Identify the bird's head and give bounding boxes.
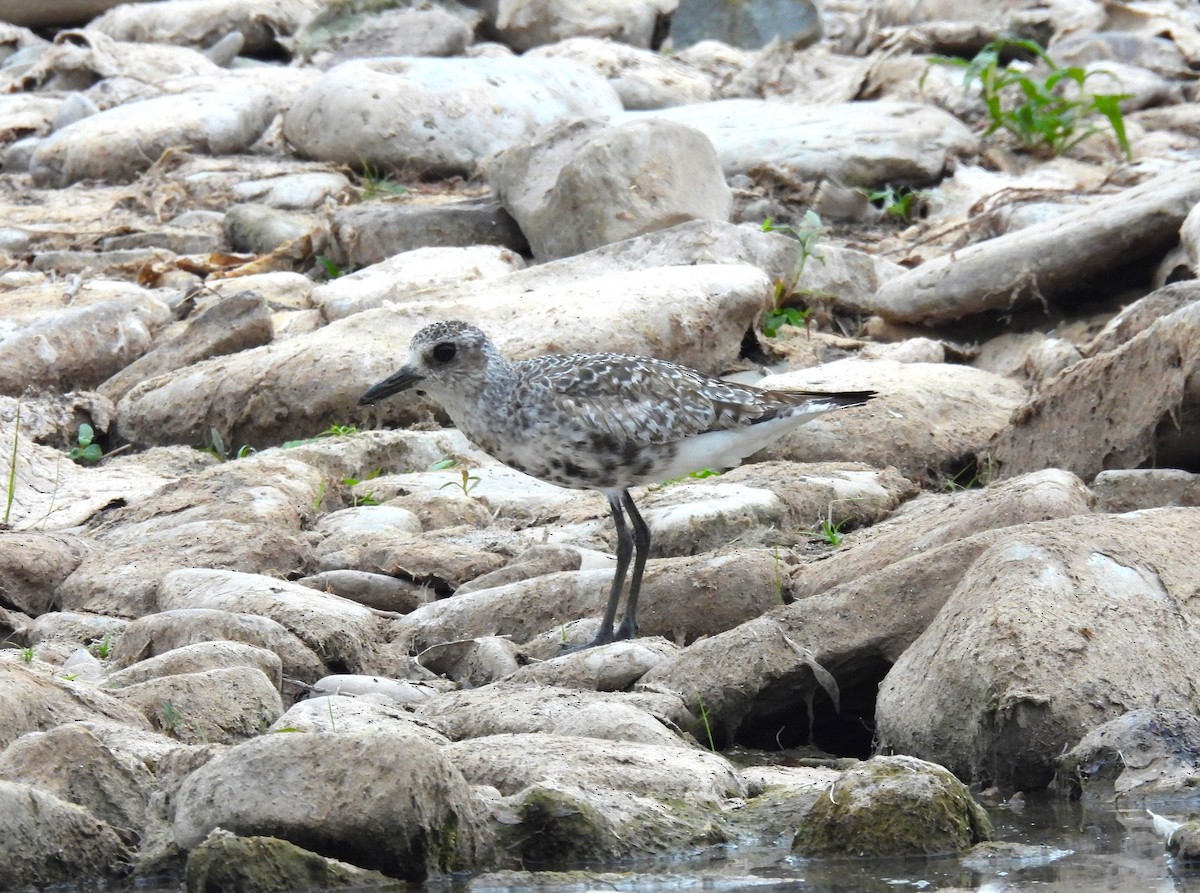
[358,320,501,406]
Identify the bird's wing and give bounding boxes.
[520,354,785,446]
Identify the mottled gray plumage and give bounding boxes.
[360,320,875,649]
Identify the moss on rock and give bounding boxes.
[184,828,405,893]
[791,755,992,857]
[514,786,612,869]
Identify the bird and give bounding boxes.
[359,320,875,651]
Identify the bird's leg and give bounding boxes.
[574,490,632,650]
[615,490,649,641]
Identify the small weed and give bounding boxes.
[202,428,228,461]
[819,518,847,546]
[761,211,823,338]
[356,160,409,202]
[160,700,182,734]
[695,694,718,752]
[201,428,253,462]
[88,630,116,660]
[928,37,1131,159]
[69,423,103,464]
[315,255,343,280]
[428,457,457,471]
[60,672,79,681]
[763,304,813,338]
[20,646,33,663]
[648,467,723,491]
[866,185,929,223]
[343,470,382,506]
[940,454,998,492]
[3,400,18,526]
[440,468,481,498]
[816,502,852,546]
[282,423,358,450]
[311,480,327,514]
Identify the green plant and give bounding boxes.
[356,160,409,201]
[20,646,33,663]
[772,545,785,604]
[440,468,481,497]
[315,255,343,280]
[761,211,824,337]
[69,423,103,464]
[428,457,457,471]
[929,37,1131,159]
[940,454,998,492]
[343,470,381,506]
[866,185,928,223]
[3,400,18,526]
[283,423,359,450]
[160,700,182,734]
[202,428,253,462]
[819,517,847,546]
[695,694,717,752]
[648,467,724,491]
[311,480,327,514]
[88,630,116,660]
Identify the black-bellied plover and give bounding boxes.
[359,320,875,650]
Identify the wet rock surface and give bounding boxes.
[2,0,1200,889]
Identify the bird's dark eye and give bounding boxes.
[431,342,457,363]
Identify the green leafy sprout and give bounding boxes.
[201,428,254,462]
[355,159,409,202]
[88,630,117,660]
[648,467,723,491]
[761,211,823,337]
[343,471,381,506]
[160,700,182,734]
[69,423,103,464]
[819,517,848,546]
[928,37,1131,159]
[440,468,481,498]
[865,185,929,223]
[315,255,343,280]
[282,423,360,450]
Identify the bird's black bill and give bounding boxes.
[358,367,424,405]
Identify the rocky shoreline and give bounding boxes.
[3,0,1200,889]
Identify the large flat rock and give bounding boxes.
[624,99,977,186]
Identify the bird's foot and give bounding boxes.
[560,627,615,655]
[615,616,638,641]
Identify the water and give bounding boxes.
[465,795,1190,893]
[125,795,1194,893]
